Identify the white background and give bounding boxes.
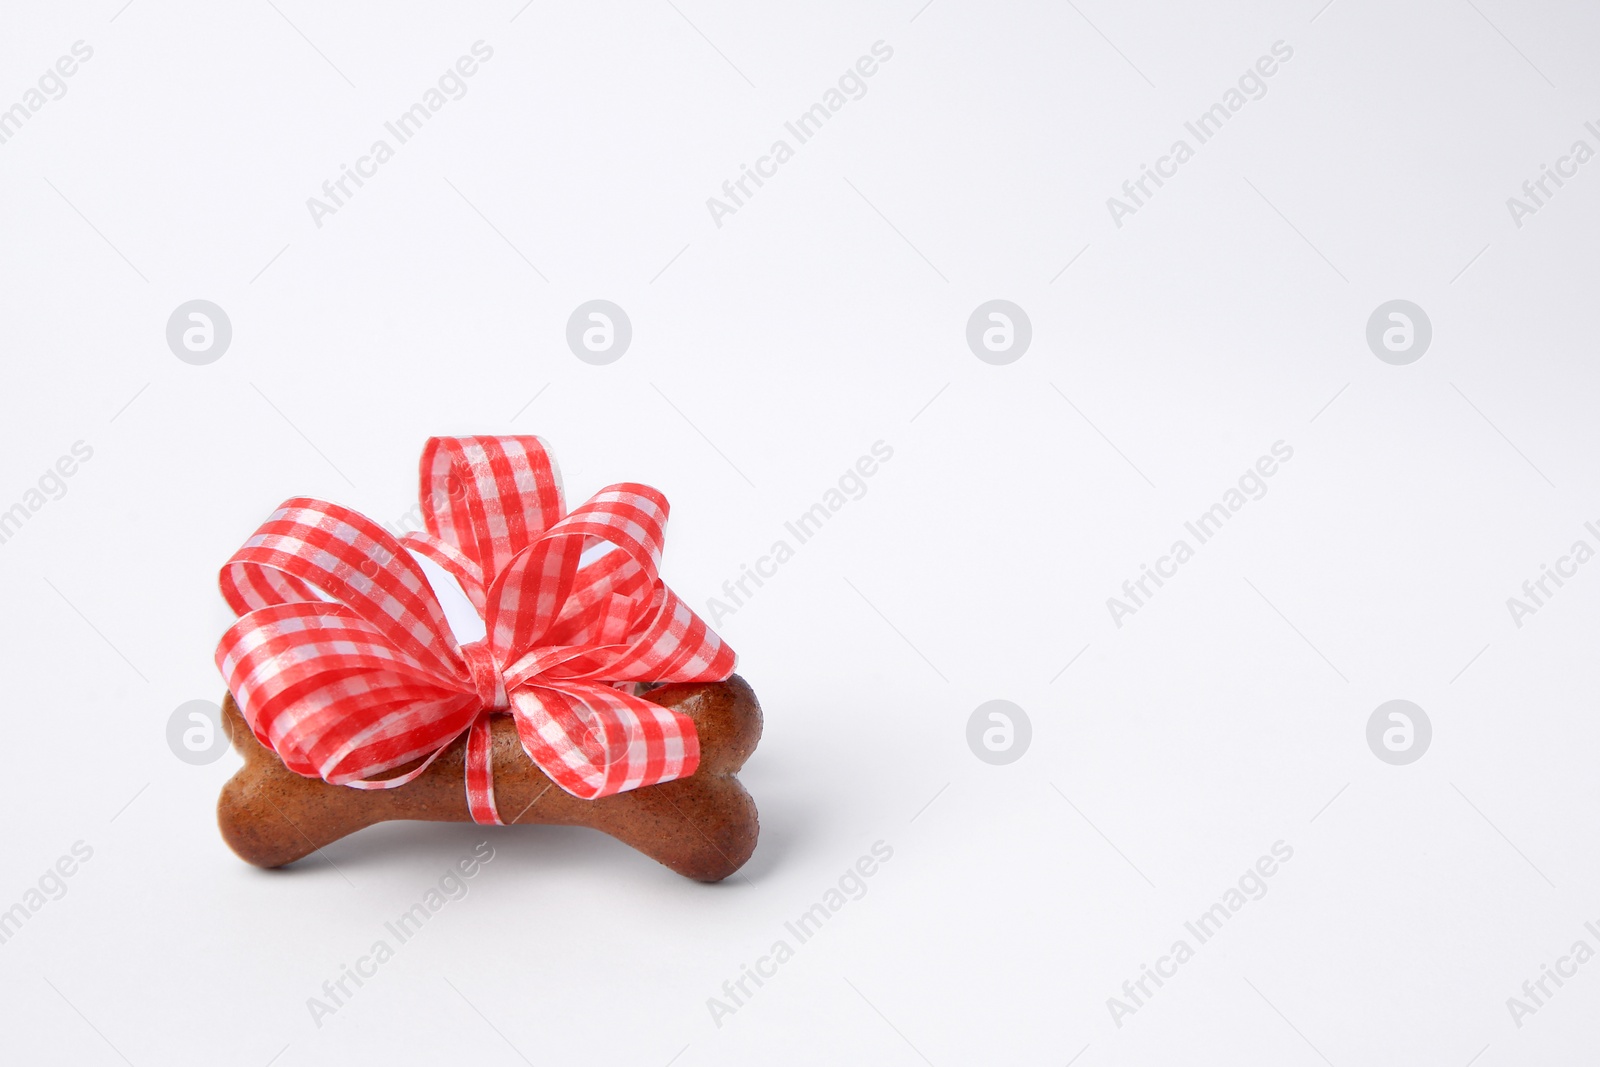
[1,0,1598,1063]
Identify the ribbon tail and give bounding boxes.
[464,712,505,825]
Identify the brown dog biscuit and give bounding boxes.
[217,675,762,882]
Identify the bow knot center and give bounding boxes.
[461,640,509,711]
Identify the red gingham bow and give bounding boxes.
[214,436,736,824]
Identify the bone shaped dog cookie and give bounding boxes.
[217,675,762,882]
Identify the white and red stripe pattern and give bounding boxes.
[215,436,736,822]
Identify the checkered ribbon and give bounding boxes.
[214,436,736,823]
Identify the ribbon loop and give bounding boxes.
[216,436,735,826]
[418,436,565,582]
